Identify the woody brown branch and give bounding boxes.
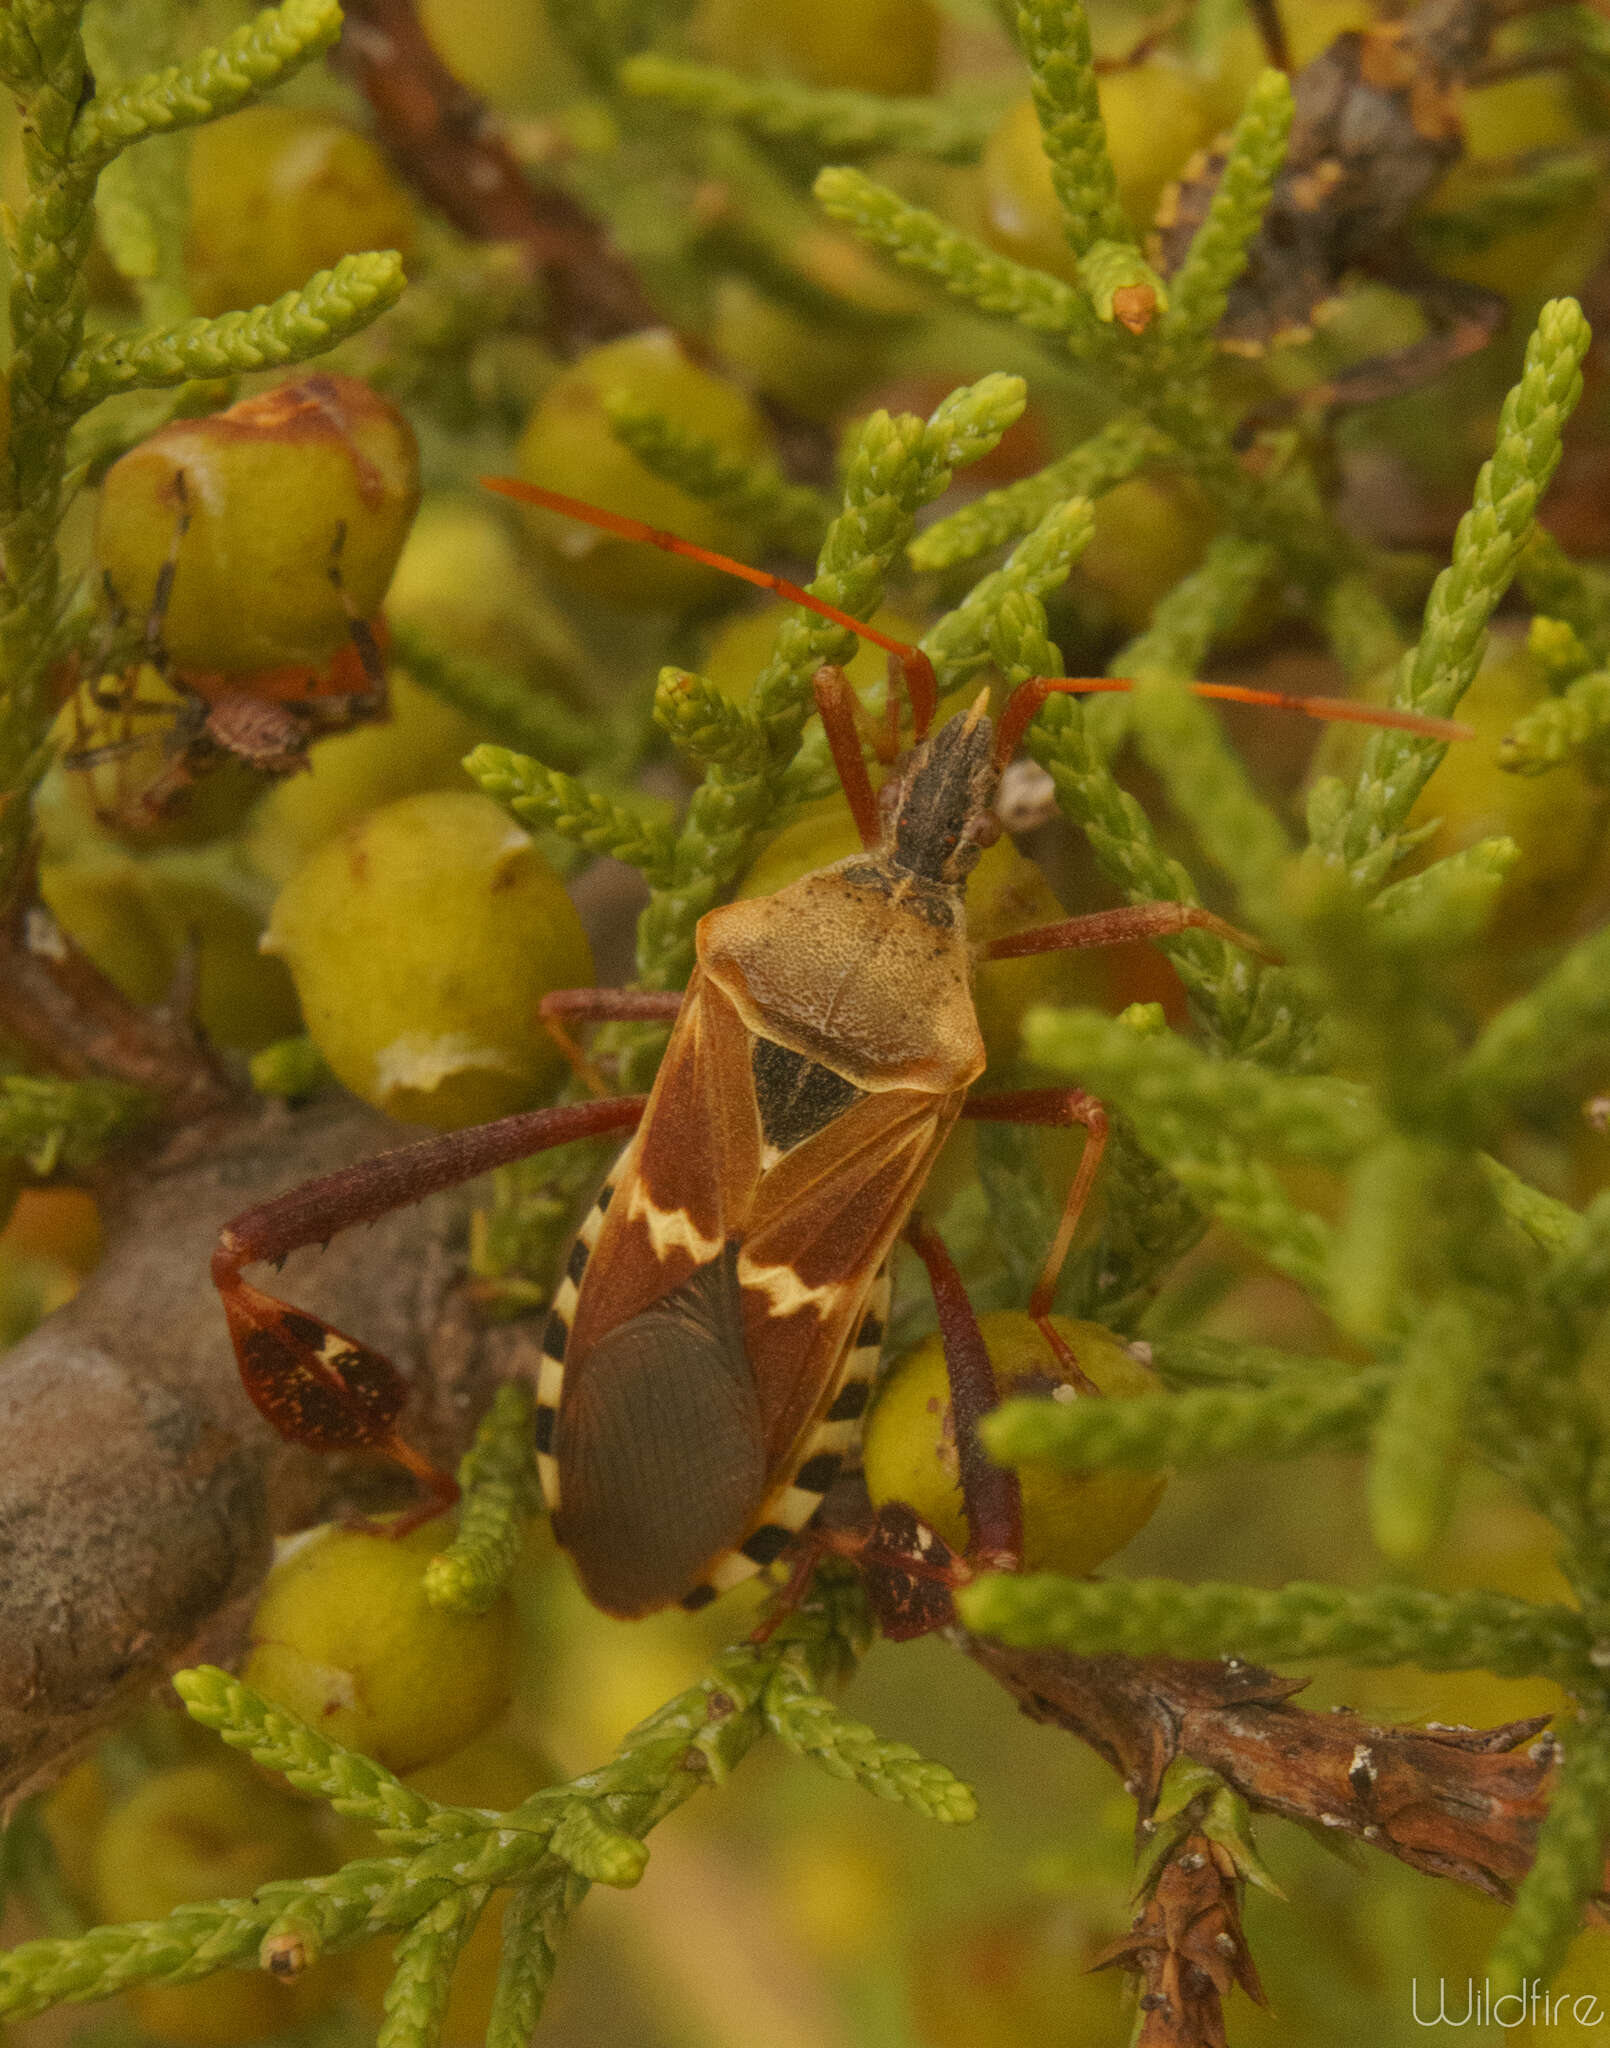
[0,1100,525,1808]
[0,857,239,1125]
[969,1637,1585,1906]
[333,0,658,352]
[1091,1831,1265,2048]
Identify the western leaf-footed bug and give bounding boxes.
[212,479,1470,1629]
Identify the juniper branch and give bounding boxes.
[603,392,831,555]
[0,1073,154,1174]
[173,1670,454,1837]
[1121,546,1294,931]
[1020,1005,1335,1293]
[1416,153,1599,257]
[1461,921,1610,1120]
[484,1885,564,2048]
[71,0,341,164]
[1315,298,1590,891]
[58,254,408,407]
[922,494,1095,685]
[377,1886,489,2048]
[1499,666,1610,774]
[0,1579,876,2026]
[653,668,767,773]
[1019,1009,1381,1165]
[984,1366,1387,1471]
[423,1383,543,1618]
[0,0,99,888]
[1015,0,1132,255]
[908,413,1170,571]
[1517,528,1610,664]
[467,748,677,883]
[814,166,1104,351]
[1369,1288,1494,1563]
[959,1576,1598,1685]
[1160,69,1293,357]
[1369,839,1518,932]
[620,54,993,161]
[763,1658,976,1823]
[385,624,596,771]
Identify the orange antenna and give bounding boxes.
[482,476,1472,765]
[990,676,1472,769]
[481,475,938,738]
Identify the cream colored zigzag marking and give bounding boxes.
[737,1250,845,1319]
[627,1178,723,1262]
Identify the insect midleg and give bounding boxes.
[211,1093,648,1515]
[142,469,191,672]
[537,986,685,1097]
[962,1086,1111,1398]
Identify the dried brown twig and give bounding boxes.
[334,0,658,352]
[0,858,239,1124]
[1092,1830,1266,2048]
[0,1100,523,1807]
[970,1637,1583,2042]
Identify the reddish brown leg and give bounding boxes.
[213,1094,647,1522]
[321,518,389,719]
[754,1217,1028,1643]
[963,1086,1111,1393]
[538,986,685,1097]
[981,902,1278,965]
[812,665,883,850]
[905,1212,1024,1578]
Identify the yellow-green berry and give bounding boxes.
[263,790,593,1127]
[186,105,417,317]
[691,0,941,95]
[92,1758,341,2045]
[95,376,420,674]
[862,1310,1168,1576]
[514,330,770,607]
[242,1517,518,1775]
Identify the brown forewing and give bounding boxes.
[739,1085,958,1463]
[562,970,761,1373]
[562,969,956,1494]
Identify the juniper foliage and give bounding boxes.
[8,0,1610,2037]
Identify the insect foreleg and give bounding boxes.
[812,665,884,849]
[212,1094,648,1517]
